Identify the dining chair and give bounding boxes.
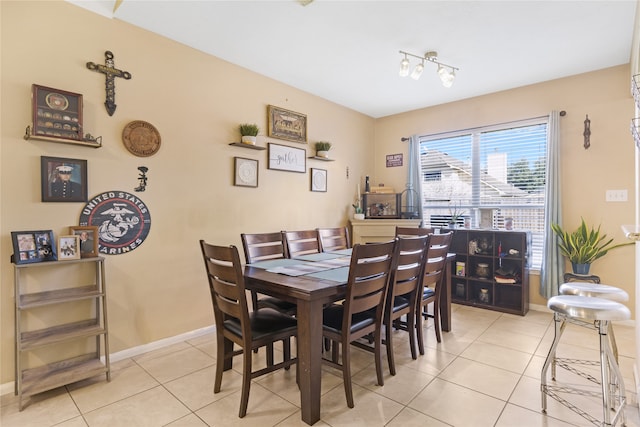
[283,229,321,258]
[317,226,351,252]
[322,239,397,408]
[417,231,453,354]
[240,232,297,315]
[395,226,434,237]
[199,240,297,418]
[384,234,430,375]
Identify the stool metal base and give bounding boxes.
[541,296,629,426]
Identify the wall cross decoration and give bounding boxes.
[86,51,132,116]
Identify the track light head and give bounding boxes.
[399,55,410,77]
[410,61,424,80]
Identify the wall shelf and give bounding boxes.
[24,126,102,148]
[229,142,266,151]
[308,156,334,161]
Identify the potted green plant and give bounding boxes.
[352,202,365,220]
[447,202,465,228]
[551,217,632,274]
[239,123,259,145]
[315,141,332,158]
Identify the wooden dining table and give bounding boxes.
[243,252,454,425]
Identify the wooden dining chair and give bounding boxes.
[395,226,434,237]
[384,234,430,375]
[283,229,321,258]
[199,241,297,418]
[322,239,397,408]
[240,232,297,315]
[317,226,351,252]
[416,231,453,354]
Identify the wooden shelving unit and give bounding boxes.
[448,229,530,315]
[13,257,110,410]
[24,126,102,148]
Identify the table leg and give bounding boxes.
[439,259,452,332]
[297,299,323,425]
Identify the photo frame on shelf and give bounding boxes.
[268,143,306,173]
[58,235,81,261]
[31,84,83,141]
[11,230,57,264]
[234,157,259,188]
[310,168,327,192]
[267,105,307,143]
[69,226,99,257]
[41,156,88,203]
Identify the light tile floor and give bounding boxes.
[2,305,639,426]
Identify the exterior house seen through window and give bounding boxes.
[418,118,548,269]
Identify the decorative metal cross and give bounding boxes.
[86,51,132,116]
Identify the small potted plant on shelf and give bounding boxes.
[239,123,259,145]
[551,217,632,275]
[315,141,332,158]
[447,202,465,228]
[352,201,365,220]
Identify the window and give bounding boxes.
[419,118,548,269]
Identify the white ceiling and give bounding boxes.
[69,0,637,118]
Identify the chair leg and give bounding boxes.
[385,318,396,376]
[214,334,231,393]
[416,303,426,355]
[266,343,274,367]
[283,338,291,370]
[374,327,385,387]
[239,344,252,418]
[341,339,355,408]
[433,303,441,343]
[407,309,418,360]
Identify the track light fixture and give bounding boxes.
[398,50,459,87]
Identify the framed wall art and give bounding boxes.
[69,226,99,257]
[234,157,258,188]
[311,168,327,192]
[268,143,306,173]
[58,235,81,261]
[41,156,88,202]
[31,84,83,141]
[11,230,57,264]
[267,105,307,143]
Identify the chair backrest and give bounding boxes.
[241,232,287,264]
[283,230,320,258]
[199,241,250,336]
[388,235,430,305]
[317,226,351,252]
[342,240,397,334]
[395,226,434,237]
[423,231,453,289]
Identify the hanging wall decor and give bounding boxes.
[78,191,151,255]
[86,51,132,116]
[267,105,307,143]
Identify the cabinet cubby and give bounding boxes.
[448,229,530,315]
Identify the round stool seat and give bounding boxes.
[559,282,629,302]
[548,295,630,321]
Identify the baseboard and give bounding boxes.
[0,325,216,397]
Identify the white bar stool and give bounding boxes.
[559,282,629,362]
[541,295,629,426]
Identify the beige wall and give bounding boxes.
[1,1,637,387]
[0,1,374,384]
[373,65,636,310]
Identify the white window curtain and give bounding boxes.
[539,110,564,298]
[407,135,424,223]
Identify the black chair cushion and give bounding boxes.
[224,308,297,340]
[322,304,375,334]
[392,295,411,312]
[422,288,435,299]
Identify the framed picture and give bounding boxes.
[69,226,99,257]
[267,105,307,143]
[311,168,327,192]
[31,84,83,141]
[268,143,306,173]
[58,235,81,261]
[11,230,57,264]
[234,157,259,188]
[41,156,88,202]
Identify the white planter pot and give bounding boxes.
[353,213,365,220]
[241,135,257,145]
[316,150,329,158]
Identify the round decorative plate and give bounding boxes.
[45,92,69,110]
[122,120,161,157]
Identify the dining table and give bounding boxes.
[242,250,454,425]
